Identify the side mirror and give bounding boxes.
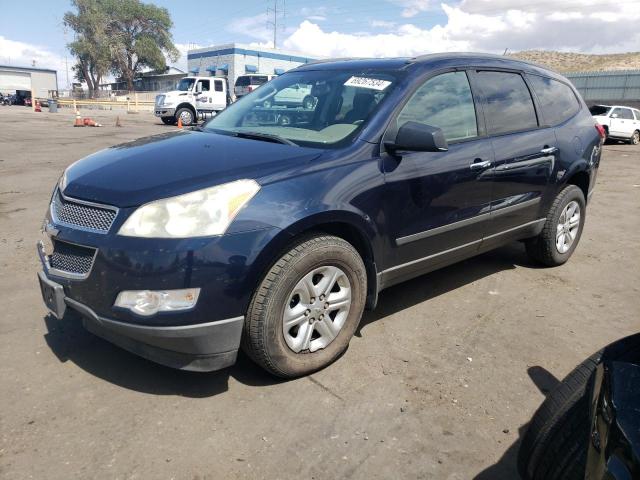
[611,113,618,118]
[385,121,448,154]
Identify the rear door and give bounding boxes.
[470,70,556,238]
[382,70,494,281]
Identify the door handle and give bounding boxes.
[540,146,558,155]
[470,159,492,170]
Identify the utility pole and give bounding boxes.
[267,0,285,49]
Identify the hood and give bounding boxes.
[61,130,322,207]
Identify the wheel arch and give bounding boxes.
[250,211,381,311]
[566,169,590,203]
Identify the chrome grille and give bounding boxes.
[49,240,96,276]
[51,190,117,233]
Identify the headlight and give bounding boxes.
[118,179,260,238]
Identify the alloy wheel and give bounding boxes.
[282,265,351,353]
[556,200,581,254]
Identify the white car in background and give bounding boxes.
[590,105,640,145]
[262,83,316,109]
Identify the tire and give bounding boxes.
[526,185,586,266]
[242,235,367,378]
[302,95,315,109]
[518,352,601,480]
[630,130,640,145]
[161,117,174,125]
[175,107,194,126]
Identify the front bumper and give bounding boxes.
[39,271,243,371]
[154,107,176,117]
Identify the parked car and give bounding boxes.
[261,83,316,109]
[37,54,603,377]
[234,74,276,100]
[590,104,640,144]
[24,97,32,107]
[518,333,640,480]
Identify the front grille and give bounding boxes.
[49,240,96,276]
[51,190,117,233]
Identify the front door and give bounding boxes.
[381,71,494,284]
[609,107,635,137]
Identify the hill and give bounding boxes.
[508,50,640,73]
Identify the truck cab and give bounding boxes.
[155,76,229,126]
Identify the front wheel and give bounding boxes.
[160,116,175,125]
[526,185,586,266]
[175,107,194,126]
[302,95,315,109]
[242,235,367,378]
[630,130,639,145]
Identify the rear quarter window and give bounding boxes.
[475,71,538,135]
[528,75,581,126]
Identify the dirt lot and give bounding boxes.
[0,106,639,480]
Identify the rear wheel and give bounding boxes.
[242,235,367,378]
[526,185,585,266]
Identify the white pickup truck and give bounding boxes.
[155,76,230,125]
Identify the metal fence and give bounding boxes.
[565,70,640,108]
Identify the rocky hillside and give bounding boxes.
[508,50,640,73]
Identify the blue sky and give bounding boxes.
[0,0,637,87]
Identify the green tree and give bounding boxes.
[106,0,179,91]
[64,0,111,96]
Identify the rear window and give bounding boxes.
[589,105,611,116]
[235,75,268,87]
[476,71,538,135]
[528,75,580,126]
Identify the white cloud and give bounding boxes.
[227,13,272,43]
[282,1,640,58]
[0,36,66,75]
[391,0,433,18]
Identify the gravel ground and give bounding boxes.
[1,106,639,480]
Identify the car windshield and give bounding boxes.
[176,78,195,91]
[589,105,611,116]
[205,69,400,148]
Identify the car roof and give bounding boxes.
[294,52,563,79]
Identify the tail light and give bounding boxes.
[247,86,255,92]
[595,123,606,140]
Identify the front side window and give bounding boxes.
[476,71,538,135]
[396,71,478,142]
[634,110,640,121]
[528,75,580,126]
[205,69,400,149]
[613,108,634,120]
[197,80,210,92]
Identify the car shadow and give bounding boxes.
[357,242,540,336]
[42,242,540,398]
[473,366,561,479]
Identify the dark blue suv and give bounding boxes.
[37,54,603,377]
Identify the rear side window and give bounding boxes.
[251,75,268,86]
[475,71,538,135]
[214,79,223,92]
[528,75,580,126]
[396,71,478,142]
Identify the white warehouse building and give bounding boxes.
[0,65,58,98]
[187,43,316,86]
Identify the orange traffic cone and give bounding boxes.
[73,111,84,127]
[35,100,42,112]
[177,117,183,129]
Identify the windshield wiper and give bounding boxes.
[230,131,297,146]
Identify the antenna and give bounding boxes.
[267,0,285,49]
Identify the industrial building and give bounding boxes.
[566,70,640,109]
[0,65,58,99]
[187,43,316,87]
